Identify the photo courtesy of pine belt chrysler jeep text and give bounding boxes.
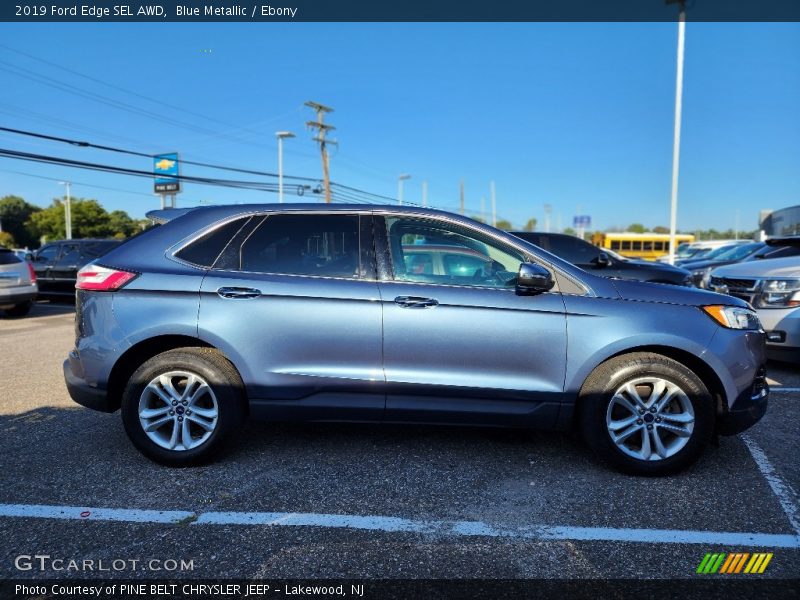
[63,205,769,475]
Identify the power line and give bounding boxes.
[0,126,318,182]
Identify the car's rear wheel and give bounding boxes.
[578,352,714,475]
[121,348,246,466]
[4,300,32,317]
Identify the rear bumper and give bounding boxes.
[63,357,115,413]
[716,366,769,436]
[0,288,37,307]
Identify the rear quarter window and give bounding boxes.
[175,217,250,267]
[0,250,22,265]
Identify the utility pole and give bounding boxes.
[59,181,72,239]
[459,180,465,215]
[398,174,411,205]
[667,0,686,265]
[276,131,295,203]
[735,209,740,240]
[544,204,552,233]
[422,180,428,207]
[489,182,496,225]
[480,197,486,223]
[305,101,335,203]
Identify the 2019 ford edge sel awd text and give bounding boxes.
[63,205,768,474]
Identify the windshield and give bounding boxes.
[712,242,763,261]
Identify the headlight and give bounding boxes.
[702,305,762,330]
[758,279,800,309]
[691,267,712,288]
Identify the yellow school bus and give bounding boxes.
[591,232,695,260]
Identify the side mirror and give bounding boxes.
[593,252,611,268]
[516,262,555,295]
[25,253,33,261]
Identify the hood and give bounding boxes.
[712,256,800,278]
[621,258,691,274]
[610,278,749,309]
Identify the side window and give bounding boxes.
[621,241,632,251]
[81,241,119,261]
[35,245,60,263]
[55,244,81,266]
[541,235,599,264]
[610,240,621,250]
[240,214,361,278]
[385,217,524,288]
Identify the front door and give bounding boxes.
[376,215,567,427]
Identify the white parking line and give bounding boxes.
[742,434,800,537]
[771,387,800,393]
[1,503,799,548]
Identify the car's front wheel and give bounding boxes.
[121,348,246,466]
[578,352,714,475]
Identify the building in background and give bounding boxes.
[760,205,800,239]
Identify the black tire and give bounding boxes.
[4,300,32,317]
[577,352,714,476]
[121,347,246,466]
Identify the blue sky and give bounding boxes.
[0,22,798,232]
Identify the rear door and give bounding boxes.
[49,243,82,295]
[197,212,385,421]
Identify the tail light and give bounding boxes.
[76,264,137,291]
[27,262,36,284]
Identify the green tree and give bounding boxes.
[0,231,16,248]
[0,195,41,248]
[27,197,139,242]
[522,218,538,232]
[652,226,670,234]
[494,219,513,231]
[563,227,577,236]
[626,223,647,233]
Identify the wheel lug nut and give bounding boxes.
[178,416,183,422]
[182,400,188,406]
[186,410,192,415]
[650,407,656,412]
[172,400,177,406]
[656,417,662,423]
[646,424,653,430]
[638,409,644,415]
[636,419,643,425]
[169,410,174,416]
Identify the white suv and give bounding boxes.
[710,248,800,362]
[0,248,38,317]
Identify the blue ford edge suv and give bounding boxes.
[64,205,768,474]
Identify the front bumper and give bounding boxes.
[63,357,115,413]
[717,365,769,436]
[755,306,800,361]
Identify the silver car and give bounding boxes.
[0,248,38,317]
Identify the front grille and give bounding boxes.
[720,278,758,291]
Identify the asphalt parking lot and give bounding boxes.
[1,302,798,580]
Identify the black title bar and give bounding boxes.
[3,0,800,22]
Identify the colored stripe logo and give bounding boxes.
[696,552,773,574]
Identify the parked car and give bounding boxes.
[510,231,692,286]
[30,239,121,298]
[0,247,38,317]
[656,240,751,264]
[683,240,800,288]
[709,239,800,362]
[64,205,768,475]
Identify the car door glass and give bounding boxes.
[56,245,81,267]
[35,245,60,263]
[240,214,361,278]
[385,217,524,288]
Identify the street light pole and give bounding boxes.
[275,131,295,203]
[398,174,411,205]
[667,0,686,265]
[59,181,72,240]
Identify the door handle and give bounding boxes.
[217,287,262,299]
[393,296,439,308]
